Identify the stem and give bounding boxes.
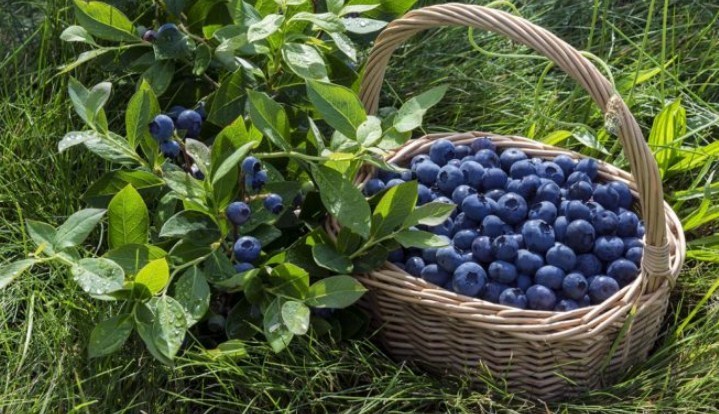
[256,151,328,162]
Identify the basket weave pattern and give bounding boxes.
[331,3,687,399]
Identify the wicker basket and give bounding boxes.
[338,3,686,400]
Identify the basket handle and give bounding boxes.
[359,3,672,292]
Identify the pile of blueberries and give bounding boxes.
[148,104,206,162]
[225,156,285,274]
[364,138,645,312]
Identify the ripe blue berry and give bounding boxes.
[592,210,619,235]
[453,213,477,231]
[499,288,528,309]
[521,219,556,253]
[562,272,588,300]
[412,160,439,186]
[241,157,262,175]
[575,158,598,180]
[405,256,425,277]
[609,181,633,209]
[176,109,203,138]
[499,148,528,172]
[475,149,500,168]
[149,114,175,141]
[399,170,415,181]
[385,178,405,189]
[517,175,541,199]
[226,201,251,225]
[429,139,456,166]
[594,236,624,262]
[461,194,494,221]
[452,262,488,297]
[459,160,484,188]
[481,167,508,190]
[588,275,619,304]
[491,235,519,261]
[565,219,595,253]
[480,215,507,238]
[553,154,576,177]
[245,170,268,191]
[377,169,400,182]
[436,246,465,272]
[421,264,451,286]
[567,181,593,201]
[233,236,262,262]
[158,23,178,34]
[481,282,509,303]
[515,249,544,275]
[234,262,254,273]
[429,218,454,237]
[509,159,537,179]
[534,181,561,205]
[410,154,430,168]
[607,258,639,287]
[593,184,620,210]
[453,229,478,250]
[142,29,157,42]
[554,216,568,242]
[388,249,405,263]
[451,184,477,205]
[526,285,557,310]
[538,161,565,185]
[625,247,643,266]
[555,299,579,312]
[160,140,180,157]
[535,265,565,289]
[455,145,472,159]
[566,171,591,186]
[546,243,577,272]
[422,236,450,263]
[488,260,518,283]
[516,274,533,292]
[617,211,640,237]
[496,193,528,224]
[528,201,558,223]
[471,236,493,262]
[565,200,591,221]
[447,159,461,167]
[574,253,603,277]
[471,137,496,152]
[485,189,506,201]
[363,178,386,196]
[263,193,283,214]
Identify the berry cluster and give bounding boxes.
[366,138,645,311]
[225,156,285,272]
[148,103,206,162]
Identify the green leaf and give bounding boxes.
[135,258,170,294]
[81,132,140,165]
[403,201,456,227]
[67,78,107,129]
[160,210,221,243]
[342,17,386,34]
[141,59,175,95]
[371,181,417,238]
[168,240,213,266]
[248,90,291,150]
[104,244,167,276]
[59,49,111,74]
[305,275,366,308]
[312,244,353,273]
[83,170,165,203]
[173,267,211,326]
[327,31,356,62]
[153,24,195,60]
[247,13,284,43]
[85,82,111,129]
[394,229,450,248]
[26,220,56,254]
[211,141,258,186]
[126,81,159,149]
[541,130,573,146]
[164,171,207,204]
[249,224,283,246]
[648,99,686,177]
[226,298,262,340]
[312,165,371,238]
[326,0,344,14]
[393,85,448,133]
[55,208,106,249]
[60,25,96,44]
[208,70,246,127]
[356,115,382,146]
[71,258,125,298]
[572,127,610,156]
[165,0,187,17]
[193,43,212,76]
[0,259,38,290]
[307,80,366,139]
[88,314,133,358]
[137,296,188,361]
[108,185,149,249]
[281,43,328,81]
[185,139,211,176]
[269,263,310,299]
[290,12,344,32]
[263,297,293,353]
[73,0,138,42]
[339,4,379,15]
[134,302,174,365]
[281,301,310,335]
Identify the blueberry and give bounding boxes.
[509,159,537,179]
[481,282,509,303]
[623,236,644,251]
[594,236,624,262]
[496,193,528,225]
[414,161,440,186]
[451,184,477,205]
[362,179,386,197]
[499,148,528,172]
[554,216,568,242]
[453,229,478,250]
[263,193,283,214]
[578,294,591,307]
[538,161,565,185]
[447,159,461,167]
[637,221,645,237]
[555,299,579,312]
[617,211,640,237]
[417,184,433,205]
[471,137,496,152]
[562,272,588,300]
[234,262,254,274]
[528,201,558,223]
[452,262,488,297]
[377,168,400,182]
[564,200,590,222]
[241,156,262,175]
[488,260,518,283]
[421,264,451,286]
[397,170,413,181]
[480,215,506,238]
[568,181,593,201]
[233,236,262,262]
[588,275,619,304]
[546,243,577,272]
[454,213,477,231]
[422,236,450,263]
[625,247,643,266]
[521,219,555,253]
[384,178,404,189]
[526,285,557,310]
[593,184,619,210]
[176,109,203,138]
[471,236,493,262]
[517,175,542,199]
[566,171,591,186]
[462,194,494,221]
[515,249,544,275]
[436,246,464,272]
[609,181,633,209]
[485,189,506,201]
[410,154,430,168]
[160,140,180,157]
[142,29,157,42]
[565,219,595,253]
[245,170,268,191]
[158,23,178,34]
[491,235,519,261]
[459,160,484,188]
[388,249,405,263]
[553,154,576,177]
[429,139,456,166]
[516,274,533,292]
[607,258,639,287]
[574,254,603,277]
[590,210,618,236]
[429,218,454,237]
[195,102,207,119]
[576,158,599,180]
[534,181,561,205]
[149,114,175,141]
[475,149,500,168]
[166,105,186,121]
[405,257,425,277]
[534,265,564,289]
[455,145,471,159]
[190,164,205,180]
[499,288,528,309]
[481,167,508,190]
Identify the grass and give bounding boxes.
[2,0,719,412]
